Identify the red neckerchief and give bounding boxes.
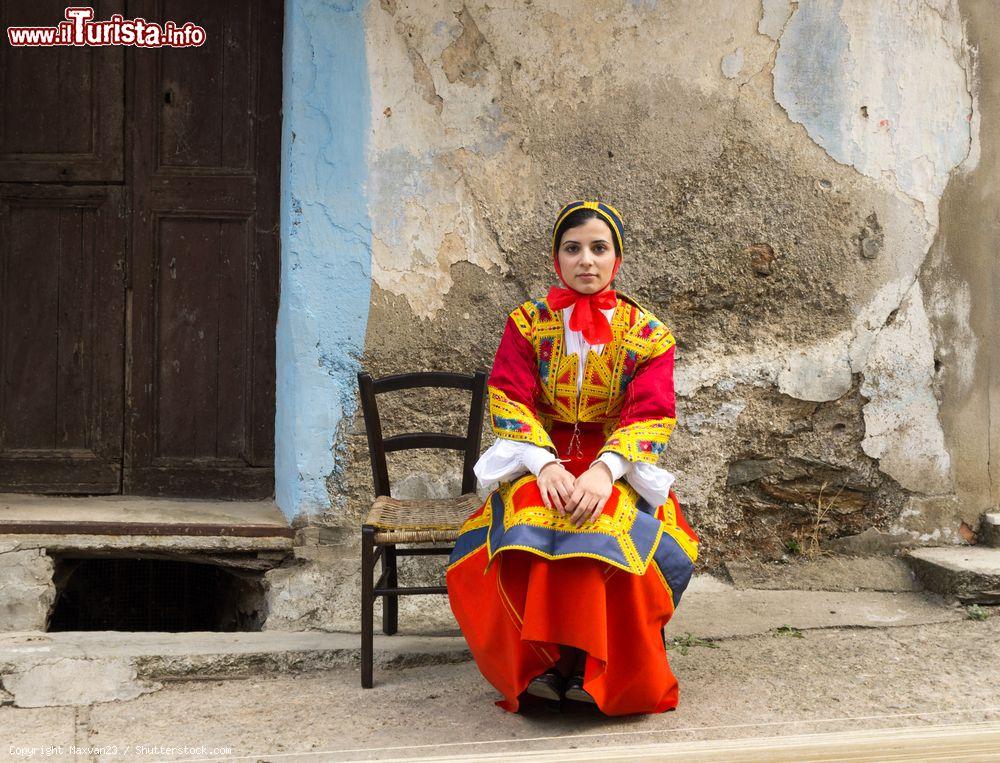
[546,257,621,345]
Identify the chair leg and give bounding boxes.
[382,544,398,636]
[361,526,376,688]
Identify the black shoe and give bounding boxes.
[525,669,564,701]
[563,672,595,704]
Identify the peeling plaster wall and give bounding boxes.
[301,0,994,564]
[275,0,372,519]
[771,0,977,505]
[773,0,975,230]
[921,0,1000,538]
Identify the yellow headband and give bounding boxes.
[551,200,625,260]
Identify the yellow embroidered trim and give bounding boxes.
[460,511,490,534]
[489,543,650,575]
[510,304,533,343]
[530,301,564,403]
[649,329,676,360]
[607,322,675,416]
[514,297,675,426]
[487,476,663,575]
[663,523,699,563]
[445,505,492,571]
[659,499,677,527]
[487,386,555,451]
[599,418,677,464]
[505,508,649,572]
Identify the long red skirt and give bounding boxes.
[446,427,699,716]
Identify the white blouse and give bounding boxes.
[474,303,676,509]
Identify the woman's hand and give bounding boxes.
[536,461,575,514]
[566,463,614,527]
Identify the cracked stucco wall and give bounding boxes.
[284,0,994,563]
[926,0,999,538]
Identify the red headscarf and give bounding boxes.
[546,201,625,345]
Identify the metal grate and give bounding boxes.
[48,557,260,632]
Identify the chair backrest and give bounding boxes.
[357,370,488,498]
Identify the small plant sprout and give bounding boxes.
[665,632,719,655]
[966,604,990,621]
[775,625,805,638]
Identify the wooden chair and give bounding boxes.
[357,369,487,688]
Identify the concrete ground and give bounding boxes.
[3,567,1000,762]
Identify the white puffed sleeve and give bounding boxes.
[591,451,675,509]
[627,462,676,510]
[473,438,556,487]
[476,436,674,508]
[595,452,629,480]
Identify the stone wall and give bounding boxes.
[0,542,54,631]
[299,0,992,569]
[22,0,1000,638]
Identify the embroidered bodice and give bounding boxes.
[488,294,677,464]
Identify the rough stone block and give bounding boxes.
[724,555,918,592]
[825,527,914,556]
[0,549,55,631]
[892,495,980,544]
[263,545,456,633]
[777,332,853,402]
[1,658,160,708]
[905,547,1000,599]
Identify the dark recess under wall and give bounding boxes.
[48,556,267,632]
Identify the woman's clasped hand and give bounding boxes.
[536,460,614,527]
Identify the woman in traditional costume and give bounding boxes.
[446,201,699,716]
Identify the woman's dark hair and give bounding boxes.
[554,208,622,257]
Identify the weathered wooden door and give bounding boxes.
[0,0,127,493]
[0,0,281,499]
[125,0,280,498]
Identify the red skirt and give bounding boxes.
[446,425,699,716]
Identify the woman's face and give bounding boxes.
[556,217,618,294]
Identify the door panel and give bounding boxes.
[157,0,253,172]
[0,0,127,492]
[125,0,280,498]
[0,184,126,491]
[153,215,249,461]
[0,0,124,182]
[0,0,279,498]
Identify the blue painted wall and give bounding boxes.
[275,0,372,519]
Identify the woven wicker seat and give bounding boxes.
[357,369,487,688]
[366,493,482,544]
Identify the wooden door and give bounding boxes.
[124,0,281,498]
[0,0,280,499]
[0,0,127,493]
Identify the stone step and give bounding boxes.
[981,513,1000,548]
[905,546,1000,604]
[723,555,918,593]
[0,631,469,707]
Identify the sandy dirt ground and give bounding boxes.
[3,613,999,762]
